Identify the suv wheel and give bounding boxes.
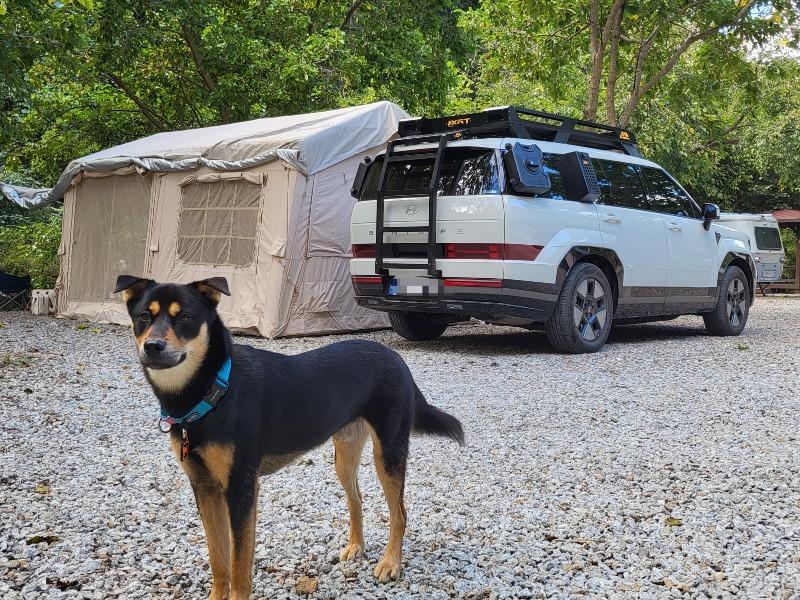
[388,311,448,341]
[545,262,614,353]
[703,265,749,336]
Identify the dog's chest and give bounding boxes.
[170,436,235,490]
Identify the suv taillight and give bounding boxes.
[445,243,543,261]
[446,243,501,259]
[352,244,376,258]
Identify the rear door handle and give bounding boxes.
[602,214,622,225]
[667,222,683,232]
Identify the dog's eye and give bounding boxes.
[139,311,151,322]
[179,312,191,322]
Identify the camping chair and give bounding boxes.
[0,271,31,310]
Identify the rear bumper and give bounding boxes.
[353,279,557,324]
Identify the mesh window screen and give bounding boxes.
[178,179,261,266]
[69,174,152,302]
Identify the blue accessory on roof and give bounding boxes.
[158,356,231,432]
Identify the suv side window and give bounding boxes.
[593,159,649,210]
[641,167,699,218]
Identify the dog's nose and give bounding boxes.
[143,339,166,355]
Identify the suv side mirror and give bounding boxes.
[503,142,552,195]
[702,203,720,231]
[350,156,372,199]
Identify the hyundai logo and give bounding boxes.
[404,204,420,215]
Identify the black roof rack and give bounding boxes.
[398,106,641,157]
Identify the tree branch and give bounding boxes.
[619,0,759,126]
[690,113,749,152]
[627,22,662,119]
[179,21,231,123]
[105,72,169,130]
[342,0,367,29]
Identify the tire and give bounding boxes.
[703,265,750,336]
[545,262,614,354]
[388,311,448,341]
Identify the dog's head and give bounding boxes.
[114,276,230,375]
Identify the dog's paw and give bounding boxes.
[209,582,230,600]
[339,542,364,562]
[373,557,401,583]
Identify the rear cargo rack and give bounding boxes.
[375,134,451,277]
[398,106,641,157]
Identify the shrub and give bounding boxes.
[0,205,62,288]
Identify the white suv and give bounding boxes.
[349,107,755,353]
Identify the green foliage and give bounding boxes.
[1,0,468,186]
[0,205,62,288]
[781,228,797,276]
[0,0,799,220]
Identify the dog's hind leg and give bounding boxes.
[193,484,232,600]
[333,419,369,561]
[370,428,408,583]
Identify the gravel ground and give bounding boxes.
[1,297,799,599]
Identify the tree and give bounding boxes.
[453,0,800,211]
[1,0,469,186]
[458,0,800,126]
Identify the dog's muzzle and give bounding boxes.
[140,339,186,369]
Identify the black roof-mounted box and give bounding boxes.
[398,106,641,157]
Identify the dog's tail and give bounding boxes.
[413,384,465,446]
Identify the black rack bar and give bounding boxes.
[381,187,430,198]
[380,262,431,270]
[386,152,436,163]
[383,226,429,232]
[398,105,641,157]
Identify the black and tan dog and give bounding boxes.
[114,275,464,599]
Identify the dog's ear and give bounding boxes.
[114,275,154,304]
[189,277,230,305]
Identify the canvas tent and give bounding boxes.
[55,101,408,336]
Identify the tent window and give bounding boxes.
[177,179,261,266]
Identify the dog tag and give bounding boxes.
[158,419,172,433]
[180,429,189,462]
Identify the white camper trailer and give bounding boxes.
[719,213,785,283]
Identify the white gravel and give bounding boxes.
[1,297,799,599]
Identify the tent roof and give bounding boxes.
[48,101,409,203]
[1,182,51,208]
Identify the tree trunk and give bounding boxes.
[604,1,625,126]
[584,0,602,121]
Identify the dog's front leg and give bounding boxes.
[226,474,259,600]
[192,483,232,600]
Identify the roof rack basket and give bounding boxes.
[398,106,641,157]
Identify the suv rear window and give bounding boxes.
[754,226,782,251]
[360,148,501,200]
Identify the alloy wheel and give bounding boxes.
[727,277,746,327]
[573,277,608,341]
